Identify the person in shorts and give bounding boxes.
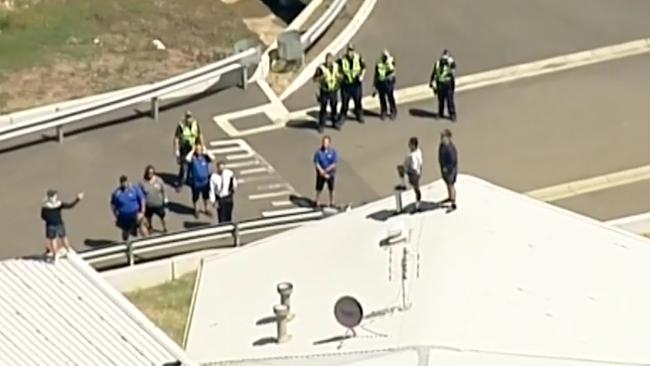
[397,137,423,211]
[438,128,458,211]
[111,175,148,241]
[313,135,338,207]
[140,165,168,233]
[41,189,84,261]
[186,144,213,218]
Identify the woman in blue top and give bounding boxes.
[185,144,213,218]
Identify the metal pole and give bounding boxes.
[401,248,408,309]
[232,223,240,247]
[127,240,134,266]
[56,126,64,143]
[151,97,160,120]
[394,189,403,213]
[274,304,290,343]
[241,66,248,90]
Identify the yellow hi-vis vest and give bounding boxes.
[179,119,199,146]
[376,56,395,81]
[341,53,362,83]
[319,63,341,91]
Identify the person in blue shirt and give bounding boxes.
[313,135,338,207]
[111,175,148,241]
[185,144,213,218]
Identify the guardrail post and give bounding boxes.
[240,66,248,90]
[126,240,134,266]
[232,223,240,247]
[150,97,160,120]
[56,126,64,143]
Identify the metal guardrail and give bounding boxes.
[0,47,259,144]
[300,0,348,50]
[79,209,326,267]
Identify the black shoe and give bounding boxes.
[358,116,365,123]
[334,123,342,130]
[318,125,324,133]
[380,113,386,121]
[450,115,457,122]
[389,111,397,120]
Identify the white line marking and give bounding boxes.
[258,183,290,191]
[240,167,272,175]
[226,152,254,161]
[249,190,292,200]
[272,200,293,207]
[526,164,650,202]
[208,146,248,155]
[209,139,247,147]
[225,159,260,169]
[262,207,314,217]
[238,175,278,184]
[223,37,650,137]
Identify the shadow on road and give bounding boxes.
[408,108,438,119]
[83,238,118,248]
[167,201,195,216]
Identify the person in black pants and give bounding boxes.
[313,53,342,132]
[209,161,238,223]
[339,44,366,123]
[438,129,458,211]
[430,49,457,121]
[374,50,397,120]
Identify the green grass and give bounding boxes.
[125,271,197,345]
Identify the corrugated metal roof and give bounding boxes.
[0,253,196,366]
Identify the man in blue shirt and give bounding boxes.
[186,144,213,218]
[313,135,338,207]
[111,175,148,241]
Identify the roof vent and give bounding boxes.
[383,221,407,246]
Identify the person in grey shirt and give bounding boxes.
[140,165,168,233]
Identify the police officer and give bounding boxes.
[373,50,397,120]
[430,49,456,121]
[173,110,204,190]
[338,44,366,123]
[313,53,343,133]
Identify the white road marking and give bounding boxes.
[526,164,650,202]
[226,152,254,161]
[238,175,279,184]
[271,200,293,207]
[217,37,650,137]
[225,159,261,169]
[208,146,248,155]
[240,166,272,175]
[261,207,314,217]
[249,190,292,200]
[258,183,290,191]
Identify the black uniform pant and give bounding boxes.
[319,90,339,127]
[376,80,397,117]
[436,81,456,118]
[177,145,192,185]
[217,195,234,223]
[340,82,363,120]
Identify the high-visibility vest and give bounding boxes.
[319,63,340,91]
[376,57,395,82]
[179,119,199,146]
[435,60,452,83]
[341,53,362,83]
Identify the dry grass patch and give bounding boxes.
[125,271,197,345]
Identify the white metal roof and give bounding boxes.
[0,252,196,366]
[186,175,650,366]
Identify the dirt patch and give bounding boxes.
[0,0,283,112]
[243,14,285,46]
[266,0,363,95]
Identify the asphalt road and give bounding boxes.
[3,1,650,259]
[247,52,650,218]
[284,0,650,110]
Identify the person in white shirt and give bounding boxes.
[397,137,423,211]
[209,161,238,223]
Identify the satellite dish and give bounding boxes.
[334,296,363,329]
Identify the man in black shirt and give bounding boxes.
[41,189,84,261]
[438,129,458,211]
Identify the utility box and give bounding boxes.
[278,30,303,62]
[233,39,261,67]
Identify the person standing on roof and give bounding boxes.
[313,52,343,133]
[174,110,204,190]
[430,49,457,121]
[438,129,458,211]
[397,137,423,211]
[41,189,84,261]
[313,135,338,207]
[338,44,366,124]
[373,49,397,120]
[209,161,238,223]
[140,165,168,233]
[186,144,213,219]
[111,175,148,241]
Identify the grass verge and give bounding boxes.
[125,271,197,345]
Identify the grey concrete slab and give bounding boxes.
[285,0,650,110]
[229,113,273,130]
[553,180,650,221]
[247,53,650,213]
